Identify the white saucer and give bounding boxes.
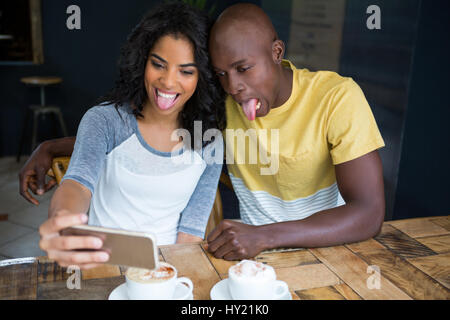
[108,282,194,300]
[210,279,292,300]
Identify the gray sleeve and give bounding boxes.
[61,107,110,194]
[177,137,224,239]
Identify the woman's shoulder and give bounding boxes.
[85,103,133,122]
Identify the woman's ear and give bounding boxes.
[272,40,285,64]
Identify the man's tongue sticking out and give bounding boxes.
[241,99,258,121]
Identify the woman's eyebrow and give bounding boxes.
[150,53,196,68]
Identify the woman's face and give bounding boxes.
[144,34,198,117]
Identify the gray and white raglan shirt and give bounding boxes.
[62,104,223,245]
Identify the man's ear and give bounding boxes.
[272,40,285,64]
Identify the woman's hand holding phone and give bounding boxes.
[38,211,110,270]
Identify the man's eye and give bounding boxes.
[237,66,251,73]
[215,71,225,77]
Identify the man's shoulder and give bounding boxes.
[297,68,355,93]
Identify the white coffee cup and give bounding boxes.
[125,262,193,300]
[228,260,289,300]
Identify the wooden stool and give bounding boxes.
[17,77,68,162]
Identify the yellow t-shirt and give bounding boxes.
[225,60,385,225]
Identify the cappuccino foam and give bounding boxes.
[229,260,275,280]
[126,263,175,283]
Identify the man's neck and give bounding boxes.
[272,65,293,109]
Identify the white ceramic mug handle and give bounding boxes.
[175,277,193,300]
[273,280,289,300]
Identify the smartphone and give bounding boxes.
[61,225,158,270]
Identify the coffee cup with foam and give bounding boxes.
[125,262,193,300]
[228,259,289,300]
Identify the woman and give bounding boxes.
[38,2,225,270]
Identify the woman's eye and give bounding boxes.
[181,70,195,75]
[151,61,164,69]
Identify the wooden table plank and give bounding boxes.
[334,283,362,300]
[0,258,38,300]
[407,253,450,290]
[388,218,450,238]
[201,243,238,278]
[37,257,70,283]
[160,243,221,300]
[37,276,125,300]
[310,246,412,300]
[345,238,386,253]
[275,263,341,291]
[81,264,121,280]
[350,247,449,299]
[296,286,346,300]
[255,249,320,269]
[374,224,437,259]
[415,235,450,254]
[430,216,450,231]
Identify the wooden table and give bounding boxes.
[1,216,449,300]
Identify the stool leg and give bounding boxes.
[16,106,31,162]
[31,110,39,152]
[55,109,68,136]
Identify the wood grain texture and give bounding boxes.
[311,246,412,300]
[416,235,450,254]
[160,243,221,300]
[430,217,450,231]
[407,253,450,291]
[296,286,346,300]
[255,249,319,269]
[345,238,386,253]
[0,259,37,299]
[201,243,238,278]
[388,218,450,238]
[352,248,449,299]
[275,263,341,291]
[333,283,362,300]
[375,224,437,259]
[81,264,121,280]
[37,276,124,300]
[37,257,69,283]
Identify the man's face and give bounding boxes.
[210,30,279,121]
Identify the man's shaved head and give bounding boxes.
[209,3,293,120]
[211,3,278,49]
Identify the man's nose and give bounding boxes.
[225,74,244,96]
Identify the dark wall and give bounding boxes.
[393,0,450,219]
[0,0,261,158]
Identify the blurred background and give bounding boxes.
[0,0,448,259]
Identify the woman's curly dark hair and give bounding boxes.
[97,2,226,147]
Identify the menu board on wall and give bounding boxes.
[287,0,346,72]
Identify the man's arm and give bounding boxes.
[19,137,76,205]
[207,151,385,260]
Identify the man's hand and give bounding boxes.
[206,220,267,260]
[19,142,57,205]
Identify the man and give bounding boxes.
[19,3,385,261]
